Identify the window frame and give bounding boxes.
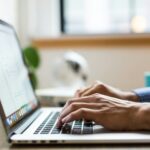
[60,0,150,35]
[60,0,65,33]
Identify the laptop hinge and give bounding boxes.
[9,109,42,137]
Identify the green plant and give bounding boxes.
[23,46,40,90]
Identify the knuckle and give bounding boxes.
[76,89,81,94]
[69,113,74,118]
[70,112,77,119]
[67,99,74,105]
[76,89,83,96]
[93,93,100,98]
[70,103,78,110]
[93,93,101,102]
[79,108,87,117]
[96,82,105,90]
[94,80,100,84]
[93,93,99,97]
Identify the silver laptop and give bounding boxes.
[0,20,150,145]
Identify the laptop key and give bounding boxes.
[34,112,60,135]
[51,130,60,134]
[84,121,93,126]
[71,120,82,134]
[82,127,93,134]
[74,120,82,125]
[72,128,81,134]
[62,124,72,134]
[34,113,52,134]
[51,127,61,134]
[82,121,93,134]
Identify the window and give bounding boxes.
[0,0,18,31]
[60,0,150,35]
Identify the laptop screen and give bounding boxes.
[0,22,38,128]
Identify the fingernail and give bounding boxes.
[57,119,61,126]
[62,117,67,124]
[57,122,62,128]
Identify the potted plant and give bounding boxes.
[23,46,40,90]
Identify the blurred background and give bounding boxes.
[1,0,150,91]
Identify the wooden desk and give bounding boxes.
[1,121,150,150]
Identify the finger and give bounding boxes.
[78,81,104,97]
[75,86,92,98]
[81,86,98,97]
[62,108,98,124]
[62,96,92,111]
[59,102,100,122]
[60,95,98,114]
[74,89,81,98]
[74,87,87,97]
[57,95,100,127]
[57,96,91,126]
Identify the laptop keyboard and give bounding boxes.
[34,112,93,135]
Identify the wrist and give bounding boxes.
[136,104,150,130]
[123,92,139,102]
[127,103,150,130]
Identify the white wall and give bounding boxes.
[0,0,18,32]
[18,0,60,47]
[17,0,150,90]
[37,46,150,90]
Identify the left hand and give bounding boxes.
[74,81,139,102]
[57,94,143,131]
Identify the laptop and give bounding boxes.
[0,20,150,145]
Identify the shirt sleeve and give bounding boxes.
[134,88,150,102]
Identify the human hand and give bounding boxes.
[57,94,143,131]
[75,81,139,102]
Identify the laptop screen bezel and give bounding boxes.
[0,20,40,136]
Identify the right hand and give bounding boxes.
[57,93,143,131]
[75,81,139,102]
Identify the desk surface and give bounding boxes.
[1,122,150,150]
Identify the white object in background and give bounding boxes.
[52,51,89,89]
[36,87,76,106]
